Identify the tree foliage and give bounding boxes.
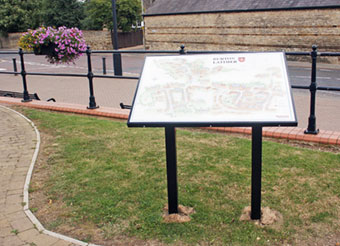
[82,0,111,30]
[0,0,42,34]
[116,0,142,32]
[42,0,84,28]
[0,0,142,34]
[82,0,142,32]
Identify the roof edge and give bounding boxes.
[143,5,340,17]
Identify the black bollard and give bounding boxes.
[102,57,107,75]
[12,58,18,76]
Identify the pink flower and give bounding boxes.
[20,25,86,64]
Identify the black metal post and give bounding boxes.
[305,45,319,134]
[179,45,186,54]
[111,0,122,76]
[86,46,99,109]
[165,126,179,214]
[113,53,122,76]
[18,48,31,102]
[12,58,18,76]
[102,57,107,75]
[251,125,262,220]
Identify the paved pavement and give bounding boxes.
[0,105,87,246]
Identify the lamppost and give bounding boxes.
[111,0,122,76]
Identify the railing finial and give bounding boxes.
[179,45,186,54]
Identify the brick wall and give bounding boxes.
[144,8,340,62]
[83,30,143,49]
[0,33,23,49]
[83,30,113,50]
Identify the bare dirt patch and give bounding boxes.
[239,206,283,229]
[162,204,195,223]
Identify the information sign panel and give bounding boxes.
[128,52,297,127]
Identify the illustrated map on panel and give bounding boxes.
[129,52,296,124]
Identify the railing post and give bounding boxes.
[12,58,18,76]
[19,48,31,102]
[179,45,186,55]
[304,45,319,134]
[86,46,99,109]
[102,57,107,75]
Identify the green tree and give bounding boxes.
[0,0,42,34]
[116,0,142,32]
[82,0,111,30]
[82,0,142,32]
[42,0,84,28]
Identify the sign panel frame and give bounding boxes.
[127,52,298,219]
[128,52,297,128]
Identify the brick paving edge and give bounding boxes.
[0,105,99,246]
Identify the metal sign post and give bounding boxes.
[251,125,263,220]
[128,52,297,220]
[164,125,264,218]
[165,126,179,214]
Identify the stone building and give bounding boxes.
[143,0,340,53]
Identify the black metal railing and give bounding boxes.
[0,45,340,135]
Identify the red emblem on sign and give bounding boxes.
[238,57,245,62]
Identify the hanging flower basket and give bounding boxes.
[33,43,57,56]
[19,26,87,64]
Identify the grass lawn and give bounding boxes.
[22,108,340,246]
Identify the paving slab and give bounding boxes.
[0,106,87,246]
